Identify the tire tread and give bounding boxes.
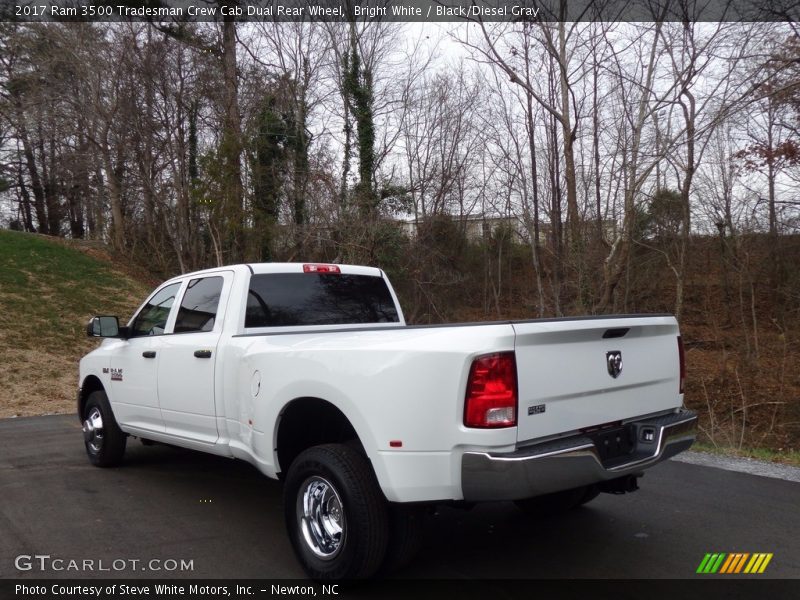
[83,390,126,468]
[284,443,389,580]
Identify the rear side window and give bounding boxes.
[245,273,399,327]
[130,282,181,337]
[174,276,224,333]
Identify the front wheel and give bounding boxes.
[283,444,389,580]
[82,390,127,467]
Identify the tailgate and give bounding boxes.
[513,316,682,444]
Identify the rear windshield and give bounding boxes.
[245,273,399,327]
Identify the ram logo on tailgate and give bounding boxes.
[606,351,623,378]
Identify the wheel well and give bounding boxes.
[79,376,105,419]
[276,398,360,477]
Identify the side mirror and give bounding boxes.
[87,316,124,338]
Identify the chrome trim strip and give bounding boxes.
[481,442,596,462]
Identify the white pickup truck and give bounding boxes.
[79,262,696,579]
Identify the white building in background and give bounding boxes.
[397,214,529,242]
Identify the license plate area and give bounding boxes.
[585,424,636,466]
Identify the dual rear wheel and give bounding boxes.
[282,443,424,580]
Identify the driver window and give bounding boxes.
[129,282,182,338]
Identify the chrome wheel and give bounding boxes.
[284,444,389,579]
[82,407,104,453]
[81,391,126,467]
[297,476,345,560]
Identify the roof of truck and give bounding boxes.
[162,262,385,283]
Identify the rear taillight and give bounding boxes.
[464,352,517,428]
[303,263,340,274]
[678,335,686,394]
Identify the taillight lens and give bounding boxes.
[303,263,340,274]
[678,335,686,394]
[464,352,517,428]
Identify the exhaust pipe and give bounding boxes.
[599,473,642,494]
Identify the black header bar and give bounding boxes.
[3,579,800,600]
[2,0,799,23]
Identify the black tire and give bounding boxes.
[514,484,599,516]
[380,504,425,575]
[283,444,389,580]
[81,390,127,467]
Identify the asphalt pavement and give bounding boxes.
[1,414,798,580]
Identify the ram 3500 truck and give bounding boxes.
[79,262,696,579]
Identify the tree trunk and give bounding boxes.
[293,84,310,226]
[593,51,603,241]
[221,16,244,263]
[41,131,61,236]
[676,89,695,320]
[15,116,48,234]
[525,82,546,316]
[16,168,35,232]
[100,141,125,251]
[598,21,663,311]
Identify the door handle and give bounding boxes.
[142,351,156,359]
[194,350,212,359]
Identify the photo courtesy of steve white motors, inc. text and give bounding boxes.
[14,583,340,597]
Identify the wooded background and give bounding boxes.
[1,16,799,455]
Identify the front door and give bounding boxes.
[109,281,182,432]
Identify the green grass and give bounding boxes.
[0,230,152,415]
[0,230,150,352]
[692,442,800,467]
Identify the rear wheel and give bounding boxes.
[514,484,599,516]
[380,504,425,574]
[82,390,126,467]
[284,444,389,580]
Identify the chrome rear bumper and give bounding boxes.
[461,409,697,501]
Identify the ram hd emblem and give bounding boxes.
[606,351,623,378]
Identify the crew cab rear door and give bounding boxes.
[512,316,682,443]
[157,271,233,444]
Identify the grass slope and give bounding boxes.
[0,230,151,417]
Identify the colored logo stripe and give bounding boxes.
[744,553,773,574]
[720,553,749,573]
[697,553,773,574]
[697,554,713,573]
[734,553,750,573]
[697,553,726,573]
[719,554,736,573]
